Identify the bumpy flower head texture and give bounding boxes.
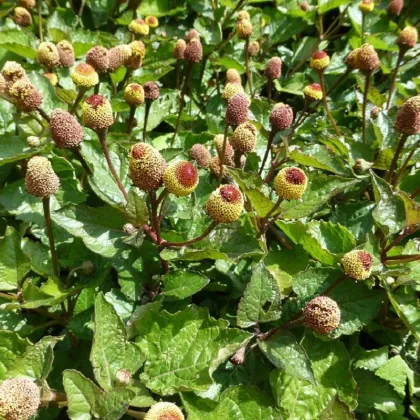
[1,61,27,93]
[388,0,404,16]
[185,29,200,42]
[37,42,60,68]
[185,38,203,63]
[345,48,360,69]
[163,160,199,196]
[82,94,113,131]
[357,43,380,72]
[303,83,323,101]
[124,83,144,106]
[207,185,244,223]
[237,19,253,39]
[129,143,166,191]
[145,16,159,28]
[304,296,341,335]
[50,109,84,148]
[43,73,58,86]
[26,156,60,198]
[14,7,32,26]
[56,40,75,67]
[359,0,374,13]
[237,10,250,21]
[144,81,160,100]
[190,144,211,168]
[247,41,260,57]
[226,68,241,84]
[226,93,249,126]
[108,45,132,72]
[214,134,234,161]
[222,82,244,100]
[395,95,420,135]
[0,74,6,94]
[264,57,282,80]
[129,18,149,35]
[341,249,373,280]
[71,63,99,89]
[397,26,418,51]
[270,103,294,132]
[126,41,146,69]
[310,50,330,71]
[19,0,35,9]
[0,378,40,420]
[274,167,308,200]
[86,46,109,74]
[173,39,186,59]
[9,80,42,112]
[144,402,185,420]
[230,122,257,153]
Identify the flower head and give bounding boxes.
[108,45,132,72]
[303,83,323,101]
[43,73,58,86]
[214,134,234,161]
[82,94,113,131]
[206,185,244,223]
[1,61,28,93]
[50,109,84,148]
[37,42,60,68]
[230,122,257,153]
[86,46,109,74]
[237,10,250,21]
[226,69,241,84]
[19,0,35,9]
[222,82,244,100]
[185,29,200,42]
[26,156,60,198]
[310,50,330,71]
[173,39,186,59]
[270,103,294,132]
[129,18,149,35]
[395,95,420,135]
[144,81,160,100]
[388,0,404,16]
[247,41,260,57]
[345,48,361,69]
[163,160,199,196]
[184,38,203,63]
[71,63,99,89]
[397,26,418,51]
[359,0,374,13]
[9,80,42,112]
[226,93,249,126]
[190,144,211,168]
[14,7,32,26]
[144,402,184,420]
[341,249,373,280]
[274,166,308,200]
[357,43,380,72]
[145,16,159,28]
[264,57,282,80]
[124,83,145,106]
[304,296,341,335]
[56,40,75,67]
[237,19,253,38]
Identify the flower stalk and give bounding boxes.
[42,196,60,278]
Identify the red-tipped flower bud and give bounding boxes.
[237,19,253,38]
[145,16,159,28]
[222,82,244,100]
[26,156,60,198]
[274,166,308,200]
[108,45,132,72]
[264,57,282,80]
[163,160,199,196]
[185,29,200,42]
[206,185,244,223]
[124,83,144,106]
[190,144,211,168]
[71,63,99,89]
[82,94,113,131]
[395,95,420,135]
[304,296,341,335]
[50,109,84,148]
[86,46,109,74]
[303,83,323,101]
[9,80,42,112]
[56,40,75,68]
[214,134,234,161]
[341,249,373,280]
[270,103,294,132]
[310,50,330,72]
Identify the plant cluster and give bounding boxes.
[0,0,419,419]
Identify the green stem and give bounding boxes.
[70,88,86,115]
[361,12,365,44]
[386,49,405,109]
[259,197,282,234]
[126,409,146,419]
[162,222,218,248]
[244,37,253,97]
[71,146,91,175]
[393,143,417,187]
[217,123,230,186]
[117,68,132,91]
[43,197,60,278]
[222,0,246,25]
[258,130,276,176]
[267,77,272,104]
[127,105,136,135]
[385,133,408,183]
[361,70,372,143]
[319,71,341,137]
[38,108,50,122]
[143,100,151,141]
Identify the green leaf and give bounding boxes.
[0,29,38,59]
[0,226,30,291]
[0,135,44,166]
[318,0,348,14]
[137,0,187,17]
[162,271,210,300]
[89,0,117,28]
[353,346,389,372]
[95,387,136,420]
[237,262,282,328]
[135,305,252,395]
[321,396,355,420]
[258,330,315,384]
[375,356,409,398]
[90,293,144,390]
[0,331,31,380]
[270,334,357,419]
[124,190,149,227]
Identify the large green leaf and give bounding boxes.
[0,29,38,59]
[0,135,44,166]
[162,270,209,300]
[89,0,118,28]
[0,331,30,380]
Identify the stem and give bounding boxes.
[289,39,321,77]
[71,146,91,175]
[198,55,209,93]
[150,191,168,273]
[268,226,292,249]
[258,316,305,341]
[217,123,230,186]
[38,108,50,122]
[267,77,272,104]
[0,292,18,301]
[259,198,282,234]
[143,100,151,141]
[126,410,146,419]
[38,0,43,42]
[175,61,180,90]
[258,130,276,176]
[222,0,246,25]
[385,134,408,182]
[393,146,417,187]
[361,13,365,44]
[171,61,192,145]
[94,81,100,95]
[70,88,86,115]
[319,71,341,137]
[326,67,352,96]
[386,49,405,109]
[361,70,372,143]
[97,129,129,201]
[244,37,253,97]
[234,150,243,168]
[156,188,169,206]
[117,69,132,91]
[385,254,420,263]
[43,197,60,278]
[411,187,420,199]
[163,222,218,248]
[127,105,136,134]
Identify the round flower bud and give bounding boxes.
[43,73,58,86]
[210,156,223,177]
[264,57,282,80]
[300,1,309,11]
[115,369,132,386]
[214,134,234,161]
[184,38,203,63]
[37,42,60,68]
[357,43,380,72]
[26,156,60,198]
[353,158,374,174]
[394,95,420,135]
[341,250,373,280]
[86,46,109,74]
[226,68,241,84]
[145,16,158,28]
[129,18,149,35]
[226,93,249,126]
[129,143,166,191]
[304,296,341,335]
[124,83,144,106]
[144,81,159,100]
[185,29,200,42]
[0,378,40,420]
[359,0,374,13]
[173,39,186,59]
[14,7,32,27]
[71,63,99,89]
[270,103,294,132]
[222,82,244,100]
[56,40,75,68]
[345,48,360,70]
[247,41,260,57]
[19,0,35,9]
[370,106,379,119]
[108,45,132,72]
[1,61,27,93]
[206,185,244,223]
[82,94,113,131]
[50,109,84,148]
[397,26,418,51]
[9,80,42,112]
[144,402,184,420]
[27,135,41,147]
[123,223,137,235]
[274,166,308,200]
[190,144,211,168]
[130,40,146,59]
[0,74,6,94]
[237,10,250,21]
[237,19,253,39]
[80,260,95,275]
[388,0,404,16]
[230,122,257,153]
[303,83,323,101]
[163,160,199,196]
[310,50,330,72]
